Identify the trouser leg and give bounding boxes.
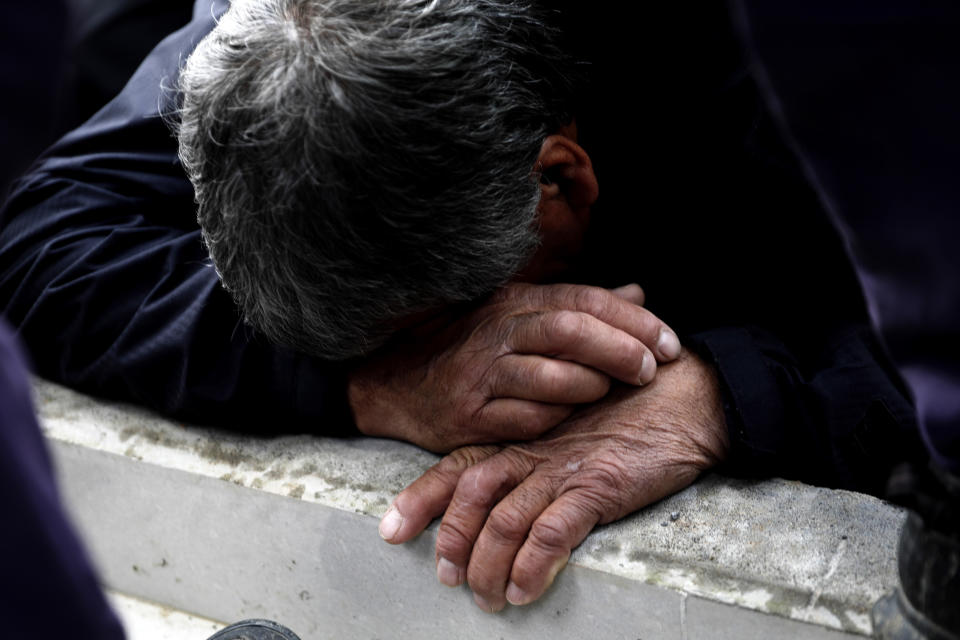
[0,323,126,640]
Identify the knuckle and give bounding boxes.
[545,310,587,348]
[493,359,527,398]
[457,463,507,506]
[529,513,574,552]
[436,518,476,559]
[511,407,551,440]
[585,460,627,492]
[466,560,498,595]
[421,465,453,489]
[458,466,489,501]
[442,446,500,474]
[615,339,645,376]
[566,369,609,403]
[451,394,476,423]
[486,503,532,544]
[534,359,568,395]
[474,401,504,432]
[572,460,629,506]
[573,286,613,318]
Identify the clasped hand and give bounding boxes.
[348,282,681,452]
[351,281,727,612]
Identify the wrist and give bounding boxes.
[661,350,730,470]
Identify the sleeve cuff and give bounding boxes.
[685,326,795,477]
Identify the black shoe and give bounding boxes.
[873,584,957,640]
[872,464,960,639]
[206,619,302,640]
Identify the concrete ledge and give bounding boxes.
[36,379,905,639]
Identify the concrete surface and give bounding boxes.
[35,379,905,639]
[107,591,224,640]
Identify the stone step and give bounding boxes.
[36,379,905,639]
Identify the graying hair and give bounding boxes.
[177,0,575,359]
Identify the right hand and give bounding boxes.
[379,350,729,612]
[348,282,681,452]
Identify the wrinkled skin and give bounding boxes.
[349,282,681,453]
[379,351,729,611]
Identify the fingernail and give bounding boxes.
[473,592,496,613]
[638,351,655,385]
[378,506,403,541]
[612,283,639,297]
[657,328,681,360]
[437,557,462,587]
[505,581,530,606]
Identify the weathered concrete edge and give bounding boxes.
[35,378,904,635]
[52,441,863,640]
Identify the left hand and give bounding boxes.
[378,351,729,612]
[349,282,681,453]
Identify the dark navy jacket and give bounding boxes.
[0,1,924,493]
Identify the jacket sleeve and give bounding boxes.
[0,2,352,433]
[687,323,924,495]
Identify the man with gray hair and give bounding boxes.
[0,0,923,616]
[176,0,687,453]
[179,0,582,360]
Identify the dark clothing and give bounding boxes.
[0,0,69,200]
[566,4,926,492]
[1,2,125,637]
[0,0,350,433]
[732,1,960,475]
[61,0,195,133]
[729,7,960,632]
[0,321,125,640]
[0,1,923,493]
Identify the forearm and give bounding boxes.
[644,350,730,473]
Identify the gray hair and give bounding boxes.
[177,0,575,359]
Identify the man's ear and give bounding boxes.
[535,133,599,218]
[516,130,597,282]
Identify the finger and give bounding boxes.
[508,310,659,385]
[475,399,574,441]
[433,449,537,592]
[542,284,681,362]
[466,471,561,613]
[504,489,602,607]
[610,282,645,306]
[489,354,611,404]
[380,445,500,545]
